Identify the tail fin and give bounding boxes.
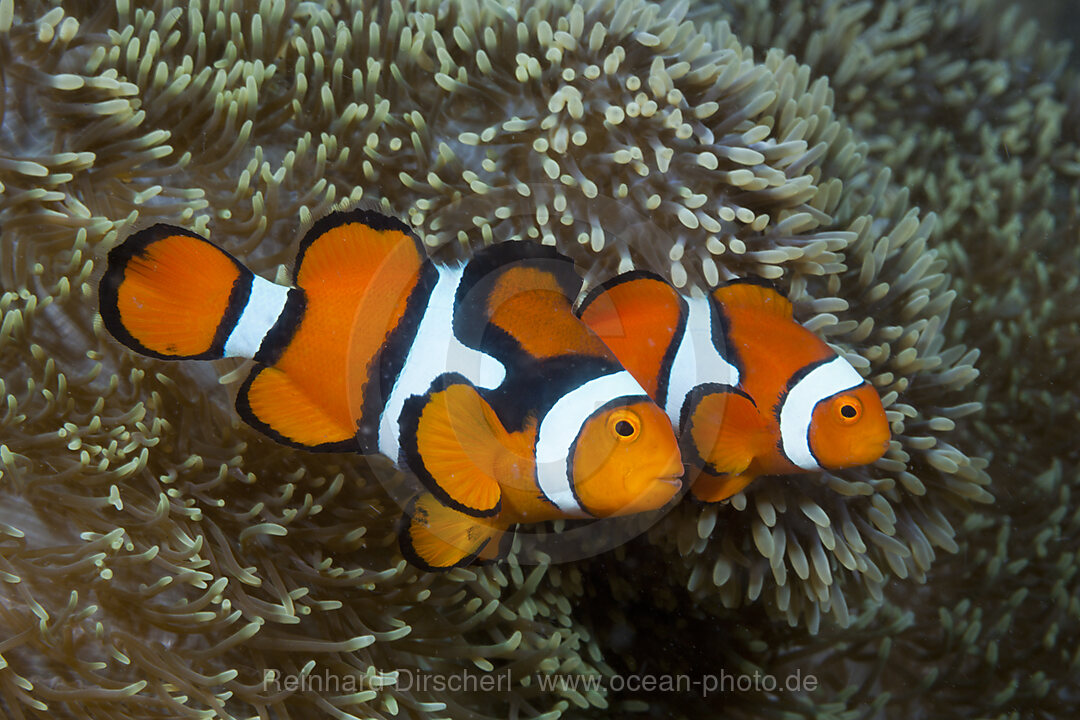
[99,224,302,362]
[399,493,509,571]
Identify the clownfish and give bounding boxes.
[577,273,890,503]
[98,210,683,570]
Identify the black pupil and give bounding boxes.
[615,420,635,437]
[840,404,858,419]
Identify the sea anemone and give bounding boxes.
[2,0,1068,717]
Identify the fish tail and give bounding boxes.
[399,493,510,571]
[98,224,303,362]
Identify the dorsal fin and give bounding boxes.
[456,242,611,361]
[577,271,684,401]
[273,208,434,441]
[712,278,793,318]
[292,208,425,289]
[456,241,582,301]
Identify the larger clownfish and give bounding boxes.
[98,210,683,571]
[577,273,890,503]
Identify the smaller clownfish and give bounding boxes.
[578,273,891,502]
[98,210,683,571]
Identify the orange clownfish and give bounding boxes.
[98,210,683,571]
[578,273,890,503]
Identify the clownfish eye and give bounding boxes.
[835,395,862,425]
[608,410,641,440]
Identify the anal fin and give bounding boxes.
[400,493,508,571]
[237,367,358,451]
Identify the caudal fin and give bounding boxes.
[98,224,302,361]
[399,493,509,571]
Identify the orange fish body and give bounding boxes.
[99,211,682,570]
[578,274,890,503]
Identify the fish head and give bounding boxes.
[570,398,683,517]
[809,382,891,469]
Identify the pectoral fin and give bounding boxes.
[685,388,764,476]
[402,381,512,517]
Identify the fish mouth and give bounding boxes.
[659,458,686,481]
[609,471,684,517]
[656,473,685,487]
[647,472,685,502]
